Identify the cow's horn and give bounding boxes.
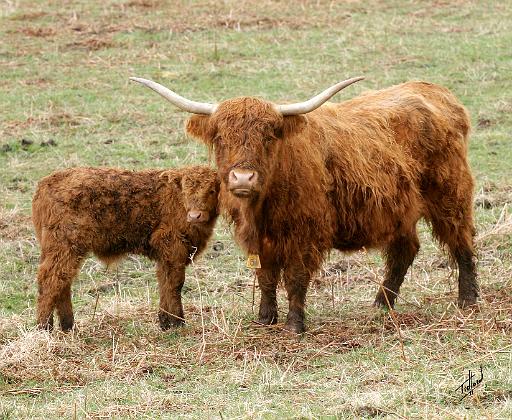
[130,77,217,115]
[276,76,364,116]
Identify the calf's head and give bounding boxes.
[132,77,363,201]
[163,167,219,223]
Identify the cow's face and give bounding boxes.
[180,168,220,223]
[187,98,305,200]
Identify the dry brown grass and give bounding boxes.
[1,244,511,390]
[0,208,33,241]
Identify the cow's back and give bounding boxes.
[322,81,470,171]
[305,81,471,250]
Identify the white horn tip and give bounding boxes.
[129,77,146,84]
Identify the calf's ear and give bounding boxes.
[160,171,182,190]
[186,115,215,146]
[279,115,307,139]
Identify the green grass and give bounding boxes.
[1,0,512,418]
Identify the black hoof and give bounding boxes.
[60,318,74,332]
[284,314,305,334]
[373,291,396,309]
[38,316,54,331]
[258,302,278,325]
[284,320,305,334]
[458,295,478,309]
[257,315,278,325]
[159,312,185,330]
[257,309,278,325]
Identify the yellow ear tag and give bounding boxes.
[246,254,261,269]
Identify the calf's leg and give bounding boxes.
[56,284,74,331]
[156,261,186,330]
[37,249,82,331]
[374,229,420,308]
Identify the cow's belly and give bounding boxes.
[332,227,389,252]
[333,235,367,252]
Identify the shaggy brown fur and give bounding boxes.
[32,166,219,331]
[186,81,478,333]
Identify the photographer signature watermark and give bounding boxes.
[455,366,484,402]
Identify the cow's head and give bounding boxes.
[132,77,363,201]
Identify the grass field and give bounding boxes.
[1,0,511,418]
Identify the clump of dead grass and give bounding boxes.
[476,205,512,242]
[0,207,33,241]
[475,183,512,210]
[3,112,94,137]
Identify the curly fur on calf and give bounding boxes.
[32,166,219,331]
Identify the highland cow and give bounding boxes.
[32,166,219,331]
[132,77,478,333]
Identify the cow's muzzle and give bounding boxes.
[228,169,259,198]
[187,210,210,223]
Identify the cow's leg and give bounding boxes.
[156,261,186,330]
[426,180,478,307]
[452,206,478,308]
[256,266,280,325]
[282,264,310,334]
[452,244,478,307]
[430,213,478,307]
[37,249,82,331]
[374,229,420,308]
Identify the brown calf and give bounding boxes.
[32,166,219,331]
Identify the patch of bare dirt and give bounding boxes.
[66,36,117,51]
[482,286,512,305]
[19,27,56,37]
[125,0,162,8]
[19,77,51,87]
[9,11,47,21]
[116,0,355,34]
[477,117,493,128]
[481,287,512,334]
[382,311,429,331]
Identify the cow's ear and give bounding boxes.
[186,115,215,145]
[280,115,307,139]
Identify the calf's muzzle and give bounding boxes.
[187,210,209,223]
